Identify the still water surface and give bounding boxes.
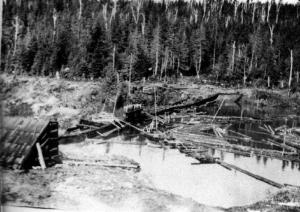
[97,139,300,208]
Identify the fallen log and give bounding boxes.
[217,161,284,188]
[64,161,140,170]
[151,94,219,115]
[267,138,297,152]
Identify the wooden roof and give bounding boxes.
[0,116,50,169]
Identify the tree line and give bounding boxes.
[1,0,300,87]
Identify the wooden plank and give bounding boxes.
[77,123,101,129]
[36,142,46,169]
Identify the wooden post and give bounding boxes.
[36,143,46,169]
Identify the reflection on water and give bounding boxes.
[191,101,300,153]
[97,140,299,208]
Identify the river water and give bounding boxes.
[94,101,300,208]
[96,138,300,208]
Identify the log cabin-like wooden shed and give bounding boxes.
[0,116,59,169]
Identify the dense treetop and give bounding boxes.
[1,0,300,86]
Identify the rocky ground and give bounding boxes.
[1,74,300,211]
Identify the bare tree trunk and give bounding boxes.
[162,47,169,82]
[243,58,247,87]
[197,44,202,79]
[276,0,282,24]
[112,46,115,74]
[0,1,4,179]
[109,0,117,27]
[212,38,216,72]
[249,49,254,74]
[141,13,145,36]
[78,0,82,20]
[219,0,224,17]
[112,46,119,116]
[202,0,207,21]
[129,53,132,97]
[0,0,3,70]
[195,60,198,78]
[261,4,266,23]
[252,3,256,24]
[160,58,164,80]
[154,46,158,76]
[13,16,19,56]
[172,53,175,70]
[53,9,57,43]
[177,58,180,77]
[131,1,141,25]
[154,86,157,130]
[231,41,236,72]
[212,23,218,72]
[102,3,108,31]
[241,7,244,24]
[269,24,274,46]
[267,1,271,23]
[113,73,119,116]
[289,49,293,89]
[234,1,238,21]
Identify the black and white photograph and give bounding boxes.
[1,0,300,211]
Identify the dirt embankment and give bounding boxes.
[1,74,106,131]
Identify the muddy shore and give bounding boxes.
[1,74,300,211]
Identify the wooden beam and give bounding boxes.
[36,142,46,169]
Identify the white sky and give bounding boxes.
[241,0,298,3]
[186,0,299,4]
